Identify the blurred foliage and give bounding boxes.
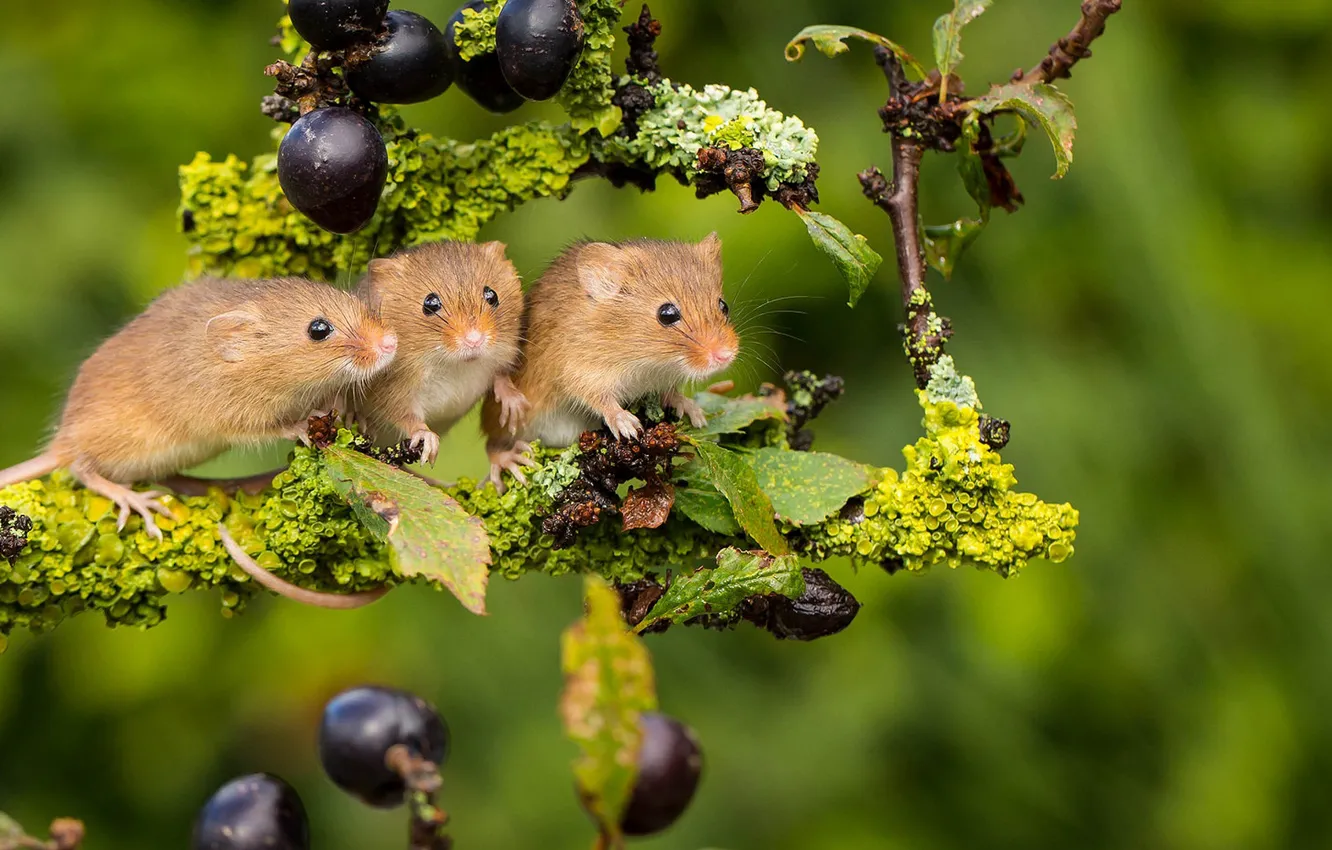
[2,1,1331,849]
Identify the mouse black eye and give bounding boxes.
[307,318,333,342]
[657,302,682,326]
[423,292,442,316]
[483,286,499,308]
[718,298,730,318]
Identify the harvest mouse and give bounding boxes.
[351,240,527,465]
[482,234,739,488]
[0,277,399,539]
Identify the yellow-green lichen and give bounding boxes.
[806,392,1078,576]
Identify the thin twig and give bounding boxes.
[1016,0,1123,84]
[386,745,452,850]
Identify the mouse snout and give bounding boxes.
[378,333,399,356]
[462,328,486,349]
[709,345,737,370]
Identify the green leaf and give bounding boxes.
[794,209,883,307]
[0,813,25,841]
[749,448,877,525]
[972,83,1077,178]
[923,218,987,280]
[673,487,742,536]
[322,445,491,615]
[561,576,658,846]
[635,548,807,632]
[688,391,787,438]
[933,0,993,81]
[784,25,926,78]
[684,441,789,555]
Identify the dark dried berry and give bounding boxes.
[445,0,527,113]
[346,10,453,104]
[192,774,309,850]
[288,0,388,50]
[277,107,387,234]
[620,713,704,836]
[763,568,860,640]
[319,685,450,808]
[495,0,584,101]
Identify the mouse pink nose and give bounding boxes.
[378,333,398,355]
[462,329,486,349]
[710,346,737,368]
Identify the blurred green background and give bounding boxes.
[3,0,1331,848]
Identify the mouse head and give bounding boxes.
[204,278,398,385]
[363,241,523,366]
[575,234,739,379]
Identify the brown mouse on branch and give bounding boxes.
[0,277,398,538]
[350,240,527,465]
[482,234,739,489]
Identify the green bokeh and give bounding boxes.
[2,1,1330,849]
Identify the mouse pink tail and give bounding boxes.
[0,452,62,489]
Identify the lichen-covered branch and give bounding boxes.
[0,391,1076,646]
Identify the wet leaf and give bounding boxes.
[749,448,877,525]
[923,218,987,279]
[673,487,742,536]
[322,445,491,615]
[621,479,675,531]
[688,391,786,438]
[933,0,993,80]
[785,25,926,78]
[794,209,883,307]
[972,83,1077,178]
[635,548,807,632]
[684,441,789,555]
[561,576,657,846]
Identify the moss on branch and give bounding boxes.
[0,394,1076,646]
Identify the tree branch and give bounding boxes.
[1015,0,1124,85]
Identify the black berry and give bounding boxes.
[495,0,585,101]
[620,713,704,836]
[288,0,388,50]
[445,0,527,114]
[346,10,453,104]
[319,685,450,808]
[277,107,388,234]
[192,774,309,850]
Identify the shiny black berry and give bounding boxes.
[277,107,388,234]
[495,0,585,101]
[288,0,388,50]
[346,10,453,104]
[192,774,309,850]
[319,685,450,808]
[620,713,704,836]
[445,0,526,114]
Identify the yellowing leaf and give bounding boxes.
[322,445,491,615]
[785,25,926,79]
[972,83,1077,178]
[749,448,877,526]
[561,577,658,846]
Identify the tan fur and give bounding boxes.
[355,241,524,443]
[26,276,396,484]
[484,234,739,454]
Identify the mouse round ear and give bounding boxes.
[366,257,401,284]
[577,243,629,302]
[698,231,723,264]
[481,241,509,260]
[205,309,262,363]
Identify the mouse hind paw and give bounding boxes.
[486,441,537,494]
[71,467,172,540]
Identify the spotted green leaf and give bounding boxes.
[635,548,806,632]
[749,447,877,526]
[688,391,786,438]
[684,440,789,555]
[561,576,657,846]
[933,0,993,81]
[322,443,491,615]
[972,83,1077,178]
[785,25,926,79]
[794,209,883,307]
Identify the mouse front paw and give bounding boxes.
[663,390,708,429]
[410,429,441,466]
[604,409,644,441]
[493,377,531,434]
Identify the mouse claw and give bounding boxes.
[114,491,168,540]
[605,410,644,441]
[493,376,530,434]
[410,429,441,466]
[663,390,708,429]
[486,441,536,493]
